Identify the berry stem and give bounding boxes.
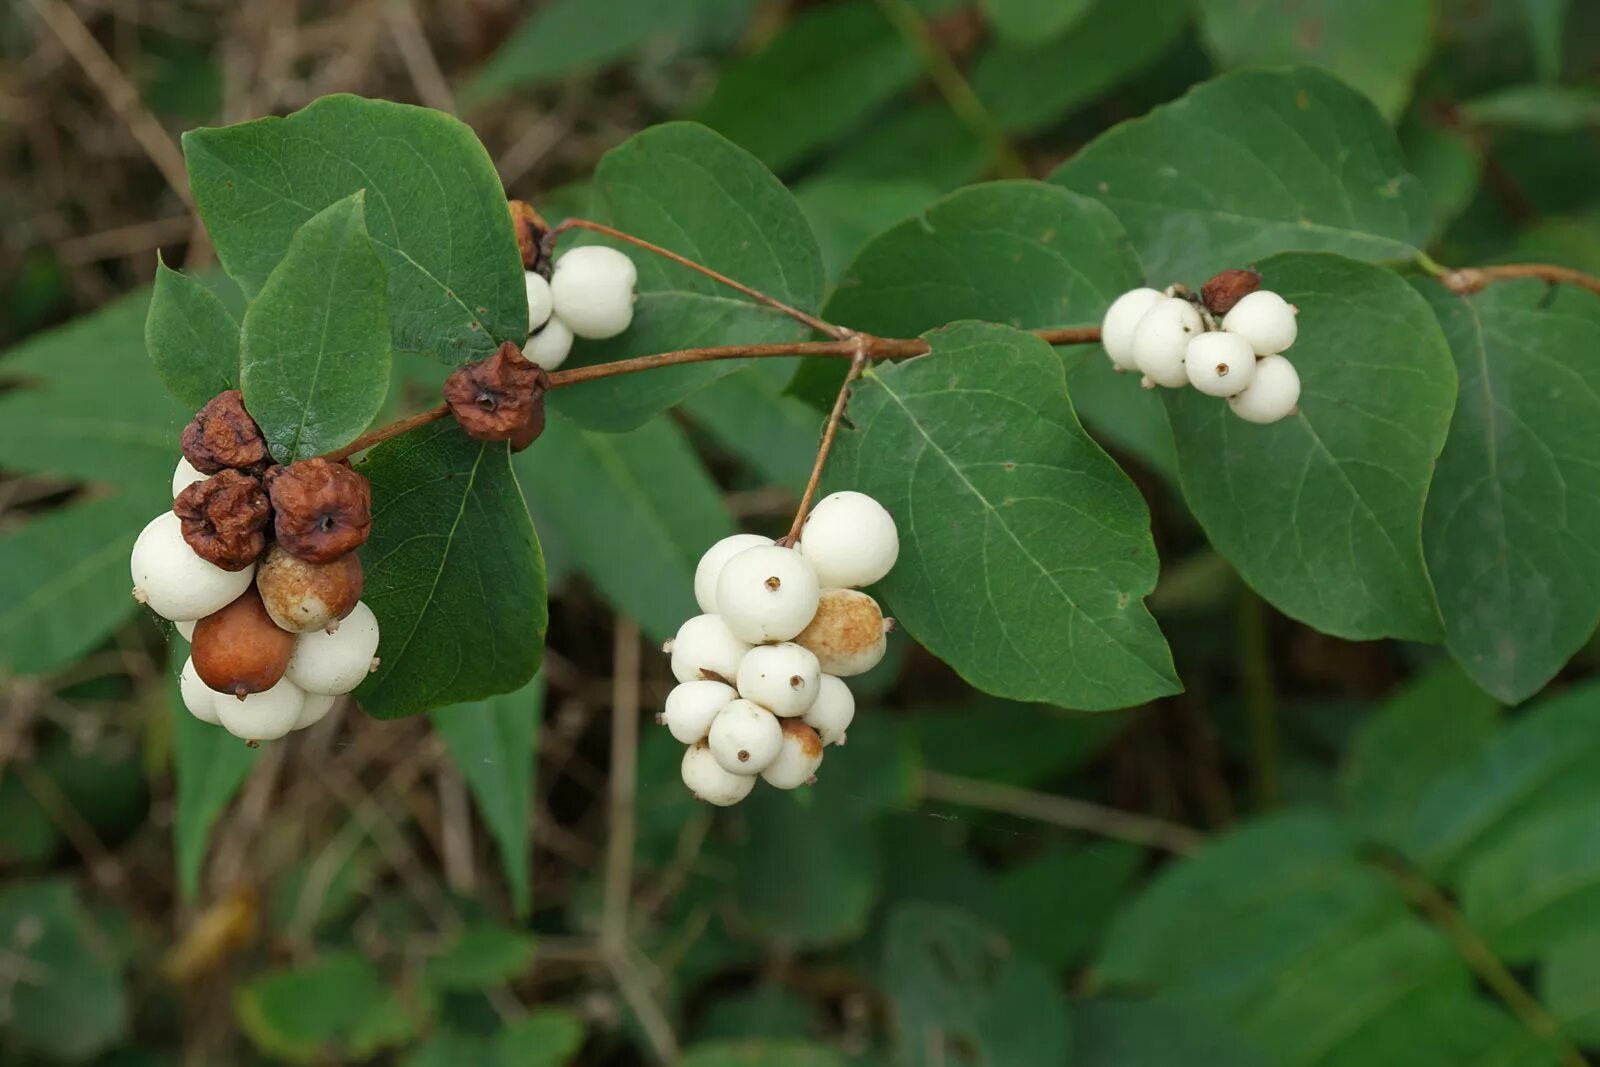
[1441,262,1600,297]
[322,403,450,463]
[548,218,849,339]
[783,336,871,545]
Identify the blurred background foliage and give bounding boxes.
[2,0,1600,1064]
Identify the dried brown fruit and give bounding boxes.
[442,340,550,451]
[182,390,270,474]
[793,588,889,677]
[173,470,272,571]
[268,458,373,563]
[509,199,549,274]
[256,545,363,633]
[191,586,296,698]
[1201,268,1262,317]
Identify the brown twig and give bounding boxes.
[784,336,870,542]
[1442,263,1600,297]
[322,403,449,462]
[550,218,848,339]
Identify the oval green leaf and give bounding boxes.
[146,257,239,409]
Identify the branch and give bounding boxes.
[920,771,1206,855]
[783,337,870,543]
[551,218,848,339]
[1442,263,1600,297]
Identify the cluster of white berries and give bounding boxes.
[518,246,639,372]
[133,458,381,743]
[1100,273,1302,424]
[661,492,900,806]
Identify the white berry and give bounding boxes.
[681,740,755,807]
[214,676,307,742]
[667,614,752,684]
[522,314,574,371]
[661,680,736,744]
[715,546,820,644]
[284,601,380,695]
[797,491,899,589]
[708,698,784,773]
[172,456,205,499]
[1100,288,1165,371]
[524,270,554,334]
[130,511,255,622]
[693,533,775,614]
[549,246,637,340]
[793,589,889,677]
[736,642,821,718]
[1185,332,1258,398]
[1130,297,1203,388]
[175,619,195,642]
[294,692,338,731]
[1228,354,1301,424]
[179,657,222,725]
[802,675,855,746]
[1223,290,1298,356]
[761,719,824,790]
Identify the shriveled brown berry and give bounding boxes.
[173,470,271,571]
[793,588,889,678]
[268,458,372,563]
[442,340,550,451]
[191,586,296,699]
[508,200,550,274]
[1201,268,1262,317]
[256,545,363,633]
[182,390,270,474]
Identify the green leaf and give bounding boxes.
[403,1011,584,1067]
[1542,928,1600,1044]
[1193,0,1433,120]
[826,103,988,192]
[146,257,239,409]
[998,841,1143,972]
[184,94,524,362]
[1396,681,1600,878]
[240,193,391,462]
[1462,85,1600,133]
[1051,68,1430,285]
[824,180,1144,336]
[913,697,1127,787]
[681,1041,850,1067]
[422,924,537,990]
[1341,661,1500,848]
[1460,797,1600,962]
[972,0,1192,134]
[517,414,733,644]
[1400,112,1482,242]
[1521,0,1569,81]
[1417,280,1600,702]
[982,0,1092,45]
[795,175,941,282]
[0,881,126,1062]
[1072,1000,1274,1067]
[681,363,823,492]
[548,123,825,431]
[171,662,261,900]
[354,422,546,718]
[1163,254,1454,642]
[461,0,753,105]
[884,903,1071,1066]
[235,951,425,1063]
[691,2,919,173]
[430,674,542,917]
[829,322,1178,710]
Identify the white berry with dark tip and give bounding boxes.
[714,545,820,644]
[1100,288,1165,371]
[284,601,380,695]
[549,246,637,339]
[708,698,784,774]
[1228,354,1301,424]
[180,657,222,725]
[1223,290,1298,356]
[736,642,821,718]
[666,614,752,684]
[172,456,205,499]
[661,680,736,744]
[1185,332,1257,398]
[525,270,554,334]
[523,315,574,371]
[214,676,307,742]
[130,511,255,622]
[798,491,899,589]
[681,740,755,806]
[1130,297,1202,388]
[802,675,855,746]
[761,719,824,789]
[694,533,775,614]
